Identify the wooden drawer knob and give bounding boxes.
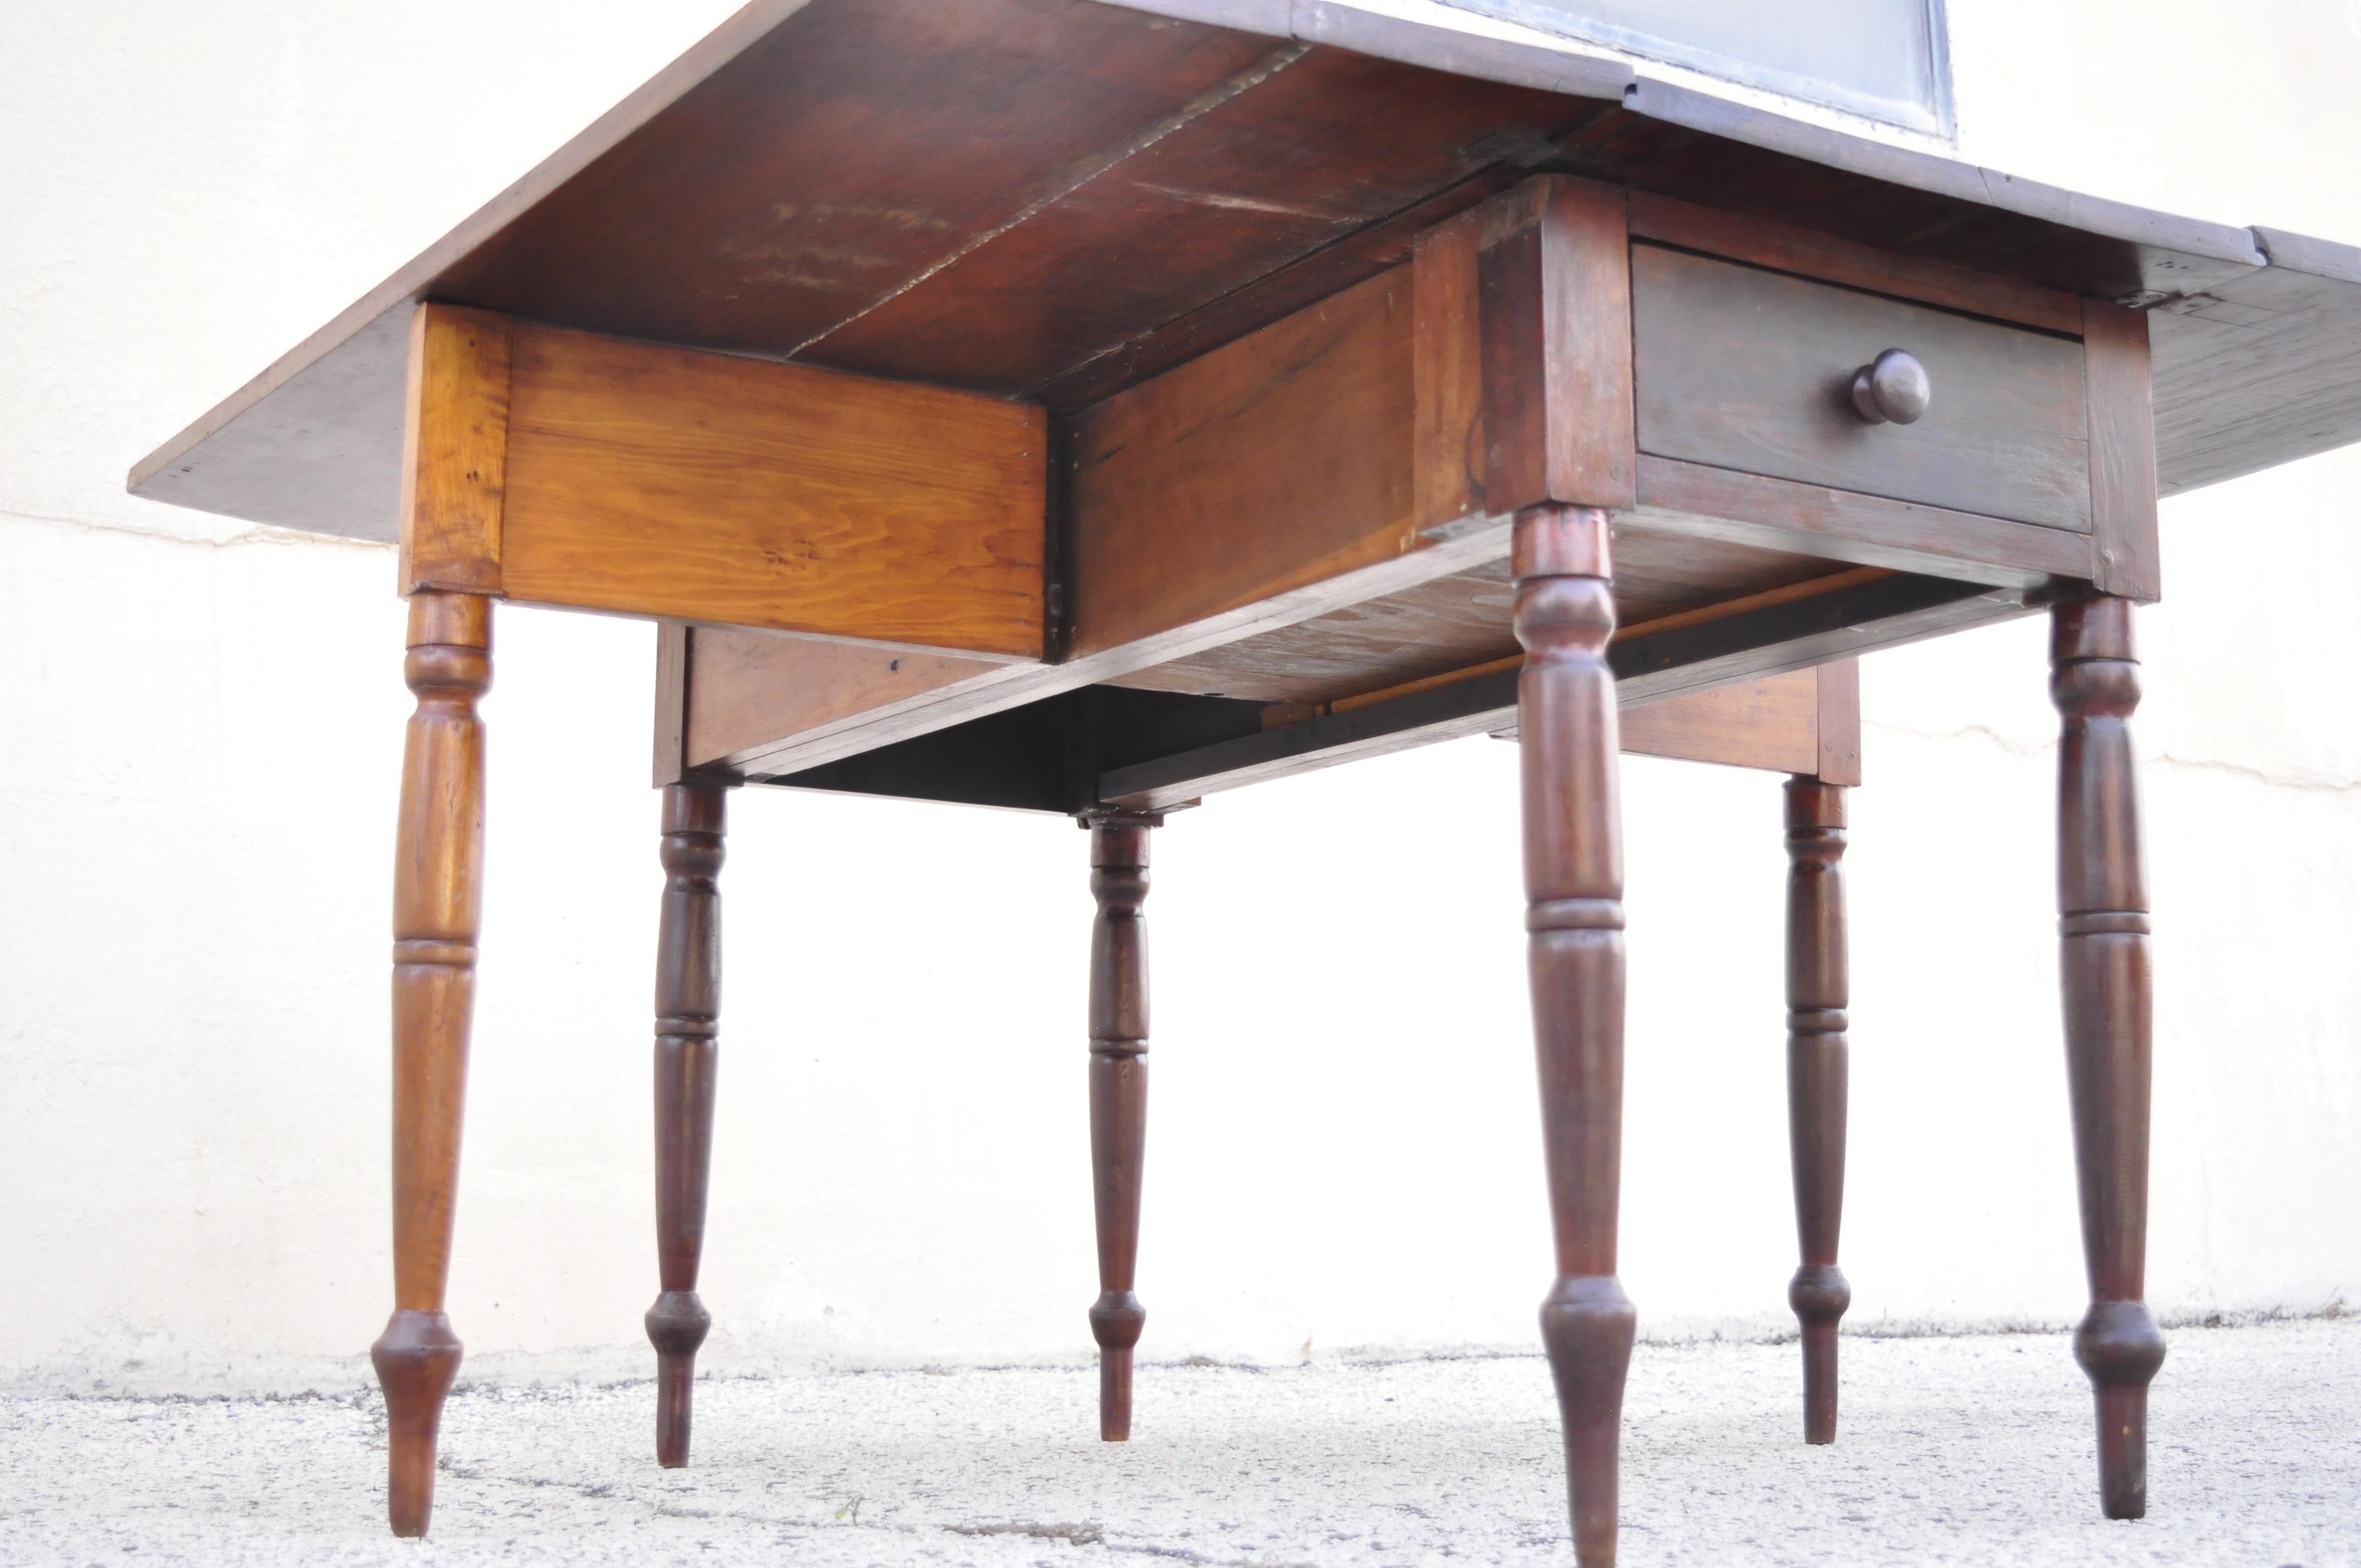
[1850,348,1931,424]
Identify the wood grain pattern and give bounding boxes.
[1630,456,2094,588]
[1108,563,1518,704]
[705,516,1522,781]
[1306,656,1853,783]
[1479,178,1635,514]
[1568,80,2260,303]
[817,43,1600,401]
[1108,532,1843,707]
[399,305,511,594]
[2082,303,2162,603]
[1515,504,1636,1568]
[2152,233,2361,495]
[648,784,725,1469]
[1068,268,1416,655]
[1035,163,1539,413]
[2050,597,2166,1520]
[1609,576,2022,704]
[1632,245,2092,533]
[1617,674,1818,775]
[143,0,2351,546]
[1413,204,1488,531]
[1093,576,2019,811]
[1783,778,1852,1446]
[685,629,1000,771]
[1625,191,2085,336]
[1814,660,1861,787]
[445,0,1281,374]
[499,323,1047,655]
[372,591,492,1538]
[1082,810,1158,1442]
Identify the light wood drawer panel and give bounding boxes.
[1631,244,2091,532]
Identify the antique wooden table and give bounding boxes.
[129,1,2361,1559]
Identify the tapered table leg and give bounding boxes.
[371,590,492,1538]
[648,783,726,1467]
[1514,505,1636,1568]
[2050,596,2167,1518]
[1783,777,1851,1444]
[1080,808,1160,1441]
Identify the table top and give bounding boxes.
[128,0,2361,543]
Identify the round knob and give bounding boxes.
[1850,349,1931,425]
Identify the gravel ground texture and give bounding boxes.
[2,1317,2354,1567]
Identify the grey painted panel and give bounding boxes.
[1441,0,1950,132]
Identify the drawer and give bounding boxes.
[1630,243,2091,532]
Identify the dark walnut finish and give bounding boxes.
[1514,505,1636,1568]
[2050,596,2167,1518]
[613,163,2168,1560]
[1782,777,1851,1444]
[1082,809,1161,1442]
[648,783,727,1467]
[124,0,2346,1549]
[134,0,2360,542]
[372,590,493,1539]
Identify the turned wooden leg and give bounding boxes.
[2050,596,2166,1519]
[371,591,491,1538]
[1081,808,1158,1441]
[1783,777,1851,1444]
[1514,505,1636,1568]
[648,783,725,1467]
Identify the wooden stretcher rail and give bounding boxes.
[1094,574,2014,809]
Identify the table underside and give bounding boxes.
[117,1,2205,1545]
[130,0,2361,537]
[121,0,2361,815]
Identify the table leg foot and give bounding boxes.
[650,783,725,1468]
[372,1309,463,1537]
[1514,505,1633,1568]
[2051,596,2166,1519]
[1783,777,1851,1445]
[1081,809,1158,1442]
[1542,1276,1637,1565]
[380,591,492,1538]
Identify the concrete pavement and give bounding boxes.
[2,1316,2353,1566]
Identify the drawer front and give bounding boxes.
[1631,244,2091,532]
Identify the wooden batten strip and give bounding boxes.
[1324,567,1890,718]
[1094,574,2015,811]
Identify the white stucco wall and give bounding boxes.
[2,1,2355,1394]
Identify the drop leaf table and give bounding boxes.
[129,1,2361,1559]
